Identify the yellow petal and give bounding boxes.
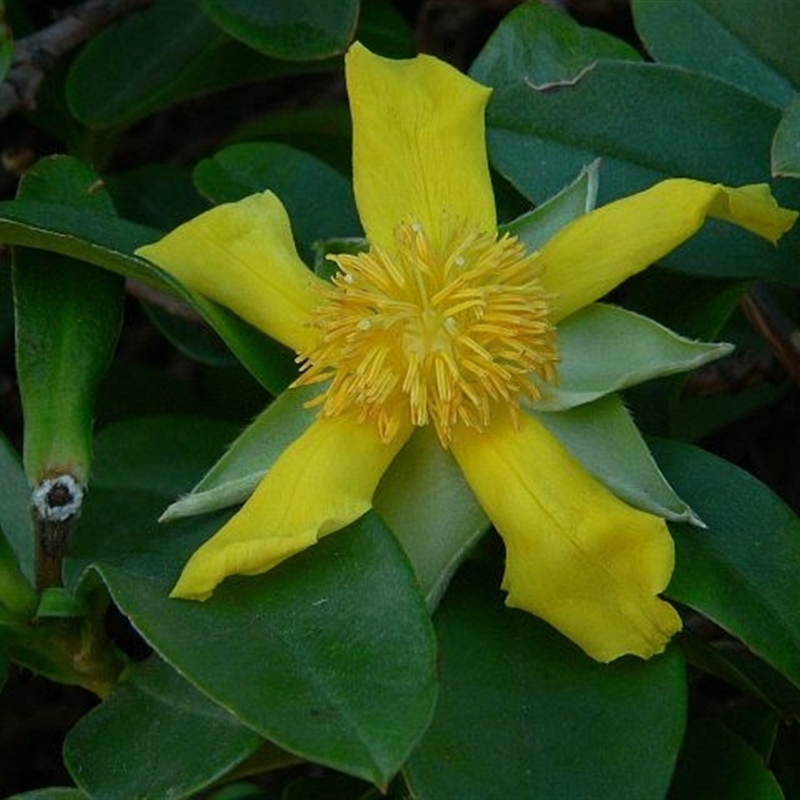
[171,412,412,600]
[540,179,798,322]
[136,191,327,353]
[345,42,496,252]
[450,412,682,662]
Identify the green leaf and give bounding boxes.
[632,0,800,108]
[355,0,414,60]
[160,388,317,521]
[470,1,640,88]
[533,303,732,411]
[0,197,297,394]
[484,59,800,281]
[374,427,489,609]
[64,656,269,800]
[90,416,242,497]
[668,718,784,800]
[653,439,800,689]
[5,790,88,800]
[680,630,800,721]
[200,0,358,60]
[773,93,800,178]
[772,723,800,799]
[141,299,240,368]
[13,157,124,484]
[105,164,210,231]
[0,519,36,616]
[65,421,437,787]
[536,394,700,525]
[500,160,599,251]
[193,141,361,262]
[13,261,121,480]
[65,0,334,131]
[0,429,34,581]
[405,566,686,800]
[228,104,353,175]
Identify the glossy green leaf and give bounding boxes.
[722,705,781,762]
[193,141,361,261]
[5,790,87,800]
[354,0,414,60]
[0,429,34,581]
[653,439,800,689]
[64,656,268,800]
[680,630,800,721]
[71,510,436,786]
[0,197,297,394]
[65,420,437,787]
[105,164,210,231]
[772,724,800,799]
[533,303,732,411]
[405,566,686,800]
[470,1,640,88]
[536,393,699,525]
[65,0,333,131]
[13,158,124,484]
[200,0,358,60]
[228,104,353,175]
[484,59,800,281]
[633,0,800,107]
[141,300,240,368]
[90,416,242,497]
[500,160,598,251]
[0,520,36,616]
[668,718,784,800]
[772,93,800,178]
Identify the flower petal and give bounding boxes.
[171,413,412,600]
[539,179,798,322]
[345,42,496,251]
[450,412,682,662]
[136,191,327,353]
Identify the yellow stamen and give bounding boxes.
[294,219,559,446]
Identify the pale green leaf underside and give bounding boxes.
[501,160,599,252]
[533,303,732,411]
[534,394,700,525]
[160,386,317,522]
[772,93,800,178]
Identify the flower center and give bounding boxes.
[294,219,559,446]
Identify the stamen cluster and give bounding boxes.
[294,219,559,446]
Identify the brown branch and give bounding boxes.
[125,278,205,323]
[740,281,800,388]
[0,0,151,120]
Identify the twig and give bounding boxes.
[740,281,800,388]
[125,279,205,323]
[0,0,151,121]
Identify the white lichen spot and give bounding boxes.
[32,475,85,523]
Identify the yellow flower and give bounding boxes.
[137,43,797,662]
